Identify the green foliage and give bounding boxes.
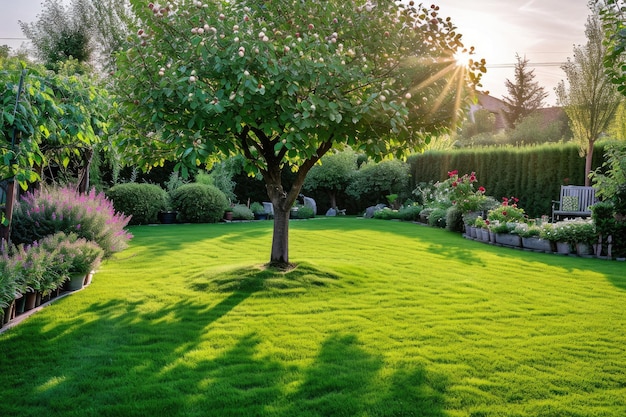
[591,141,626,205]
[231,204,254,221]
[19,0,93,71]
[407,143,608,218]
[106,183,168,225]
[428,207,447,228]
[346,159,410,206]
[487,197,527,223]
[556,15,622,183]
[508,112,570,145]
[441,170,487,214]
[541,220,596,244]
[373,207,401,220]
[445,205,464,232]
[0,249,25,308]
[397,204,422,222]
[502,54,548,126]
[170,183,229,223]
[250,202,265,215]
[292,205,315,219]
[595,0,626,95]
[460,109,495,140]
[1,58,110,189]
[304,149,358,209]
[11,186,132,257]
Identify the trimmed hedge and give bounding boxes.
[170,183,229,223]
[408,143,607,218]
[107,183,168,225]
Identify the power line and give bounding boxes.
[487,62,565,69]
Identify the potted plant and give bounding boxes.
[56,234,104,291]
[223,207,234,221]
[250,202,268,220]
[490,221,522,247]
[515,223,552,252]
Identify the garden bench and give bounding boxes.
[551,185,597,222]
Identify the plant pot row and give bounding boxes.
[465,226,597,257]
[0,271,94,331]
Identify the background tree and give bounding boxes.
[19,0,93,71]
[556,15,623,186]
[303,149,358,211]
[114,0,483,267]
[502,54,548,127]
[595,0,626,95]
[346,159,410,208]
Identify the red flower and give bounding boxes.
[478,186,485,193]
[501,211,507,216]
[451,181,458,187]
[448,170,458,177]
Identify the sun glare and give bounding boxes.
[454,49,473,68]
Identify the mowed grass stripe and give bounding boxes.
[0,217,624,417]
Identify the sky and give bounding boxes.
[0,0,591,106]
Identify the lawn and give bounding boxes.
[1,217,625,417]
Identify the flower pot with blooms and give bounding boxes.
[445,170,488,217]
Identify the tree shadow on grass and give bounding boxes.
[188,262,342,296]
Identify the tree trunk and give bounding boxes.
[329,192,337,210]
[270,206,291,267]
[585,141,594,187]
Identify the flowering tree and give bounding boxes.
[114,0,484,267]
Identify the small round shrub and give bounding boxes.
[231,204,254,220]
[170,183,228,223]
[446,205,464,233]
[373,207,400,220]
[398,204,422,221]
[292,205,315,219]
[106,183,168,225]
[428,208,447,228]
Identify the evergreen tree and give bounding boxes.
[502,54,548,127]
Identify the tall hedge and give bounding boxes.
[408,143,607,218]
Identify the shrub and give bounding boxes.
[231,204,254,220]
[292,205,315,219]
[170,183,229,223]
[373,207,401,220]
[397,204,422,221]
[106,183,168,225]
[445,205,464,232]
[250,202,265,214]
[11,186,132,257]
[428,208,447,228]
[487,197,526,223]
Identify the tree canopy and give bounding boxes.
[595,0,626,95]
[114,0,484,266]
[556,15,623,186]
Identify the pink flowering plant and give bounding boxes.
[442,170,488,214]
[11,186,132,257]
[487,196,526,223]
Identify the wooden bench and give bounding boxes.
[551,185,597,222]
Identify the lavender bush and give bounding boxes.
[11,186,132,257]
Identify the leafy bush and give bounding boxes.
[445,205,464,232]
[373,207,401,220]
[106,183,168,225]
[170,183,229,223]
[398,204,422,221]
[11,186,132,257]
[487,197,526,223]
[231,204,254,220]
[428,208,447,228]
[292,205,315,219]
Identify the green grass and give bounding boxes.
[1,217,625,417]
